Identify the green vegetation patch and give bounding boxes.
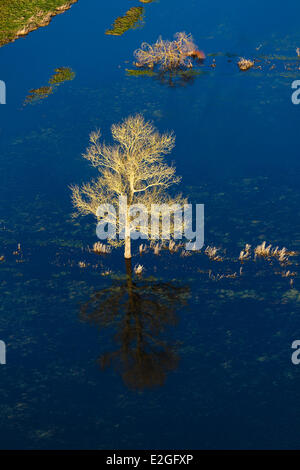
[0,0,77,47]
[105,6,144,36]
[24,66,75,105]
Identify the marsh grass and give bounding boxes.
[139,244,147,255]
[92,242,111,255]
[24,85,54,105]
[105,7,144,36]
[239,244,251,261]
[254,241,297,263]
[151,243,161,255]
[134,264,144,275]
[49,67,75,85]
[24,67,75,105]
[205,246,223,261]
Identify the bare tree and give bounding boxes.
[71,114,186,258]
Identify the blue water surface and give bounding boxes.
[0,0,300,450]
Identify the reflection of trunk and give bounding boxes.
[125,258,143,364]
[125,258,140,330]
[125,258,133,284]
[125,258,134,311]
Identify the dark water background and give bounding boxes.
[0,0,300,449]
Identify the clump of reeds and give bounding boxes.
[101,269,112,276]
[134,264,144,275]
[238,58,254,71]
[272,246,297,263]
[92,242,111,254]
[78,261,88,268]
[254,241,297,263]
[239,244,251,262]
[180,249,191,257]
[134,32,204,70]
[168,240,180,253]
[205,246,222,261]
[13,243,21,255]
[152,243,161,255]
[139,244,147,255]
[254,241,272,258]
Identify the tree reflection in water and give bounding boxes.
[80,259,190,390]
[126,68,206,88]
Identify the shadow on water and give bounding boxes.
[80,258,190,390]
[126,68,209,88]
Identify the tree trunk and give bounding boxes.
[124,235,131,259]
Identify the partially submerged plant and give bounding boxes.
[272,246,297,263]
[24,85,53,104]
[134,264,144,275]
[254,241,297,263]
[239,243,251,261]
[205,246,222,261]
[238,58,254,70]
[48,67,75,85]
[101,269,112,276]
[152,243,161,255]
[139,244,147,255]
[24,66,75,105]
[105,7,144,36]
[78,261,88,268]
[13,243,22,255]
[134,32,205,70]
[168,240,177,253]
[254,241,272,258]
[238,58,254,71]
[180,249,191,257]
[93,242,111,254]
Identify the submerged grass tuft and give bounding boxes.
[238,58,254,71]
[24,66,75,105]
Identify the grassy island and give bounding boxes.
[0,0,78,47]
